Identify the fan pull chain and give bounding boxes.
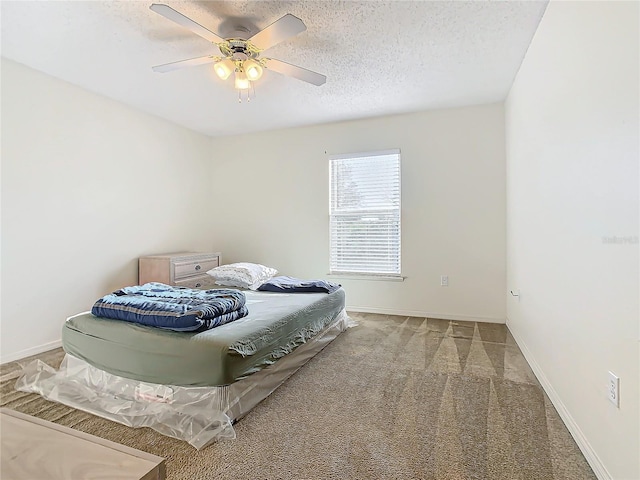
[237,83,256,103]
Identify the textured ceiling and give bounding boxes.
[1,1,547,138]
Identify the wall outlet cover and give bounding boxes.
[608,371,620,408]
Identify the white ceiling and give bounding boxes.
[1,1,547,138]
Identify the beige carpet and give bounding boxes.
[1,312,596,480]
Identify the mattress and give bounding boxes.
[62,288,345,387]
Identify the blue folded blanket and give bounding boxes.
[257,276,341,294]
[91,282,247,332]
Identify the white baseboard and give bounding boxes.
[505,317,611,480]
[1,339,62,365]
[346,305,505,324]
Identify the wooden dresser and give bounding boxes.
[1,408,165,480]
[138,252,221,289]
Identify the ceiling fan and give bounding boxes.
[149,4,326,100]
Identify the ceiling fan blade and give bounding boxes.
[150,4,224,46]
[249,14,306,51]
[265,58,326,86]
[152,55,217,73]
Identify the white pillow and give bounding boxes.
[206,262,278,290]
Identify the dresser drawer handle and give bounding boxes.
[195,265,201,271]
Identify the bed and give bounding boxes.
[16,287,352,449]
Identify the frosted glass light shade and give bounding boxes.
[243,59,263,81]
[234,70,250,90]
[214,59,234,80]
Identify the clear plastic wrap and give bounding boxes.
[15,310,355,449]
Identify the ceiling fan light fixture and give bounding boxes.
[150,5,327,101]
[234,70,250,90]
[243,59,263,81]
[214,58,234,80]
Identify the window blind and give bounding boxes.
[329,150,401,276]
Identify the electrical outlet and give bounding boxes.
[608,371,620,407]
[440,275,448,287]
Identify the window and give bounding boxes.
[329,149,401,277]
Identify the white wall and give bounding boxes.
[0,59,215,363]
[210,104,506,322]
[505,2,639,479]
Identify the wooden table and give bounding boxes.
[1,408,165,480]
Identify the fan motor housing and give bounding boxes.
[219,39,260,59]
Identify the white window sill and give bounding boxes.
[327,273,405,282]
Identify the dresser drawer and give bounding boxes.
[173,257,219,280]
[174,274,217,289]
[139,252,221,286]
